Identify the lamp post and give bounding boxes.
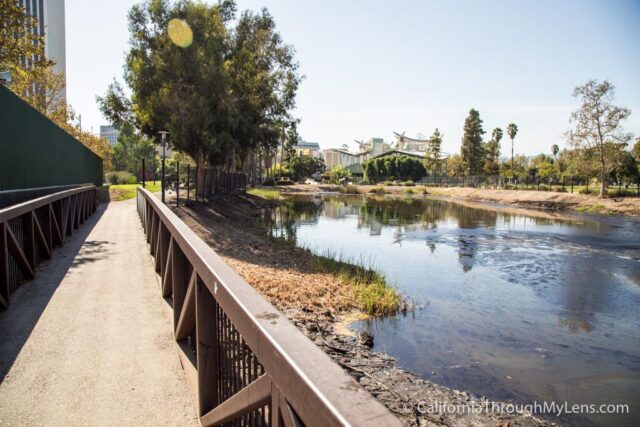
[159,131,169,203]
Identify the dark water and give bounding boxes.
[261,194,640,426]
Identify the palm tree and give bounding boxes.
[507,123,518,178]
[551,144,559,160]
[491,127,503,161]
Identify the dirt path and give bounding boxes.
[0,199,197,426]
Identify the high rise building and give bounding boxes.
[100,125,119,146]
[19,0,67,101]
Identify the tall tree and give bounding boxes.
[460,109,485,175]
[98,0,301,190]
[566,80,632,198]
[424,128,443,175]
[488,127,503,161]
[507,123,518,178]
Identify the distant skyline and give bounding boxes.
[66,0,640,157]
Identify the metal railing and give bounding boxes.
[136,187,400,427]
[0,186,98,308]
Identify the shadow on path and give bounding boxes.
[0,203,108,382]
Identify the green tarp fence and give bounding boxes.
[0,85,103,191]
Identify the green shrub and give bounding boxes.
[403,187,416,195]
[402,180,415,186]
[368,186,387,194]
[338,184,360,194]
[275,178,294,185]
[106,171,134,185]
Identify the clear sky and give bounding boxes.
[66,0,640,157]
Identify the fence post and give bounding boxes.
[586,180,589,194]
[187,164,190,202]
[618,180,621,197]
[195,166,199,202]
[142,158,146,189]
[562,177,565,192]
[571,176,574,193]
[162,158,166,203]
[176,161,180,207]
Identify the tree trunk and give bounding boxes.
[196,151,206,200]
[599,156,606,199]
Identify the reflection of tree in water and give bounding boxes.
[456,206,498,272]
[258,197,324,245]
[260,194,593,275]
[557,255,613,333]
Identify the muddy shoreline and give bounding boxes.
[169,194,560,426]
[274,183,640,216]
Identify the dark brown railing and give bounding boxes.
[136,187,400,427]
[0,186,98,308]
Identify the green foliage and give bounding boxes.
[98,0,301,173]
[285,155,325,182]
[112,123,157,175]
[445,154,465,176]
[312,252,399,315]
[0,0,54,92]
[368,186,387,194]
[106,171,135,185]
[338,184,361,194]
[363,156,426,183]
[567,79,632,197]
[460,109,486,175]
[247,188,281,200]
[403,187,416,195]
[328,166,351,184]
[424,128,443,174]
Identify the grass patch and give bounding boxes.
[248,188,281,200]
[576,203,607,214]
[104,182,162,201]
[403,187,416,195]
[312,252,400,316]
[338,184,361,194]
[368,186,387,195]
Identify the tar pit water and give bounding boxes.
[260,194,640,426]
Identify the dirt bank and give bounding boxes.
[169,195,558,426]
[274,183,640,216]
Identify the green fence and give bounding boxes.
[0,85,103,191]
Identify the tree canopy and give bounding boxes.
[566,79,632,197]
[98,0,301,178]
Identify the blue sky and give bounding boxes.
[66,0,640,156]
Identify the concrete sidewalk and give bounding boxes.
[0,198,197,426]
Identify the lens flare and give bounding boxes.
[168,18,193,48]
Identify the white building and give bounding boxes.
[20,0,67,100]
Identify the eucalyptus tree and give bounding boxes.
[507,123,518,178]
[98,0,301,188]
[566,80,632,198]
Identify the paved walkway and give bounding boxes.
[0,199,197,426]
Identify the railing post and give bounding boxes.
[196,276,220,415]
[142,158,146,189]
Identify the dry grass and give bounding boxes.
[170,198,400,316]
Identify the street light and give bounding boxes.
[159,131,169,203]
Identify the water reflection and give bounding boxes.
[259,194,640,426]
